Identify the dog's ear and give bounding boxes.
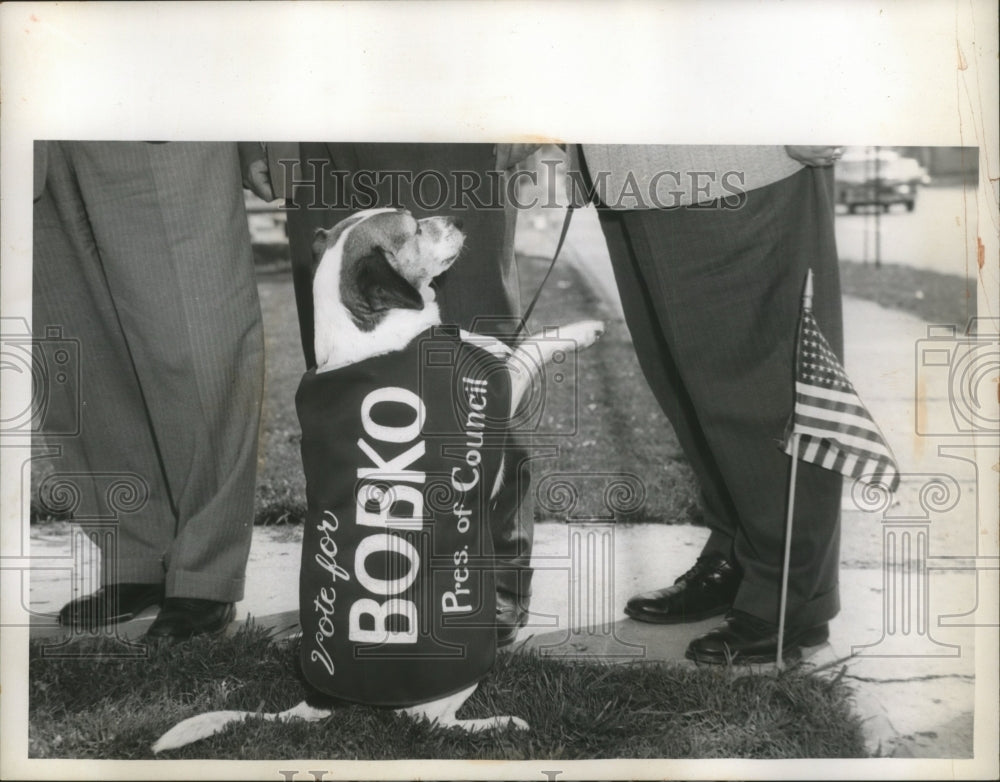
[355,247,424,313]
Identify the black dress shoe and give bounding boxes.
[624,553,740,624]
[496,590,529,648]
[685,610,830,665]
[58,583,164,630]
[145,598,235,640]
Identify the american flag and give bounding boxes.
[783,298,901,493]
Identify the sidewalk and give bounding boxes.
[26,205,988,760]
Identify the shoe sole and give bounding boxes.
[59,594,164,631]
[145,605,236,642]
[684,646,803,666]
[624,602,731,625]
[684,626,830,666]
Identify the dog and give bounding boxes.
[153,208,603,753]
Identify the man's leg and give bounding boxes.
[53,142,264,635]
[596,206,742,624]
[613,168,843,644]
[597,207,740,551]
[34,141,175,629]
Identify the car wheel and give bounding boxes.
[905,200,915,212]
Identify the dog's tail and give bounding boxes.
[152,700,331,753]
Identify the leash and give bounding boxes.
[514,204,576,341]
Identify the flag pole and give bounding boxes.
[777,269,814,670]
[776,432,800,670]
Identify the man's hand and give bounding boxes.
[238,142,275,201]
[785,145,846,167]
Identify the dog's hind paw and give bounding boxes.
[152,710,254,753]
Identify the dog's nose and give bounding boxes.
[450,217,464,231]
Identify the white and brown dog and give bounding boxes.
[153,208,603,753]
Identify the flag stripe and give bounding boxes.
[792,422,897,460]
[795,381,868,407]
[791,435,898,485]
[796,396,870,422]
[796,386,871,416]
[794,404,889,438]
[831,447,848,474]
[799,434,893,468]
[792,414,894,451]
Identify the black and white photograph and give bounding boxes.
[2,3,997,781]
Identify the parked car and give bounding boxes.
[834,149,931,213]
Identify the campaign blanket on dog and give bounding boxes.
[295,329,510,707]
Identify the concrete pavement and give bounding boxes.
[25,203,994,762]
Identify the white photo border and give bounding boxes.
[2,2,997,780]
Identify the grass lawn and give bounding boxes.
[838,259,975,329]
[29,626,867,760]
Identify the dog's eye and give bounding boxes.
[415,225,422,235]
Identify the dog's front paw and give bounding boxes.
[562,319,605,349]
[460,329,514,359]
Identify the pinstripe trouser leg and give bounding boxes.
[597,167,844,628]
[33,141,264,602]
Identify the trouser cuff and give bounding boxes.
[166,569,246,603]
[734,580,839,628]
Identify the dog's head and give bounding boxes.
[312,208,465,332]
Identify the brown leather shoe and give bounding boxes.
[58,583,164,630]
[685,610,830,665]
[624,553,740,624]
[145,598,235,641]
